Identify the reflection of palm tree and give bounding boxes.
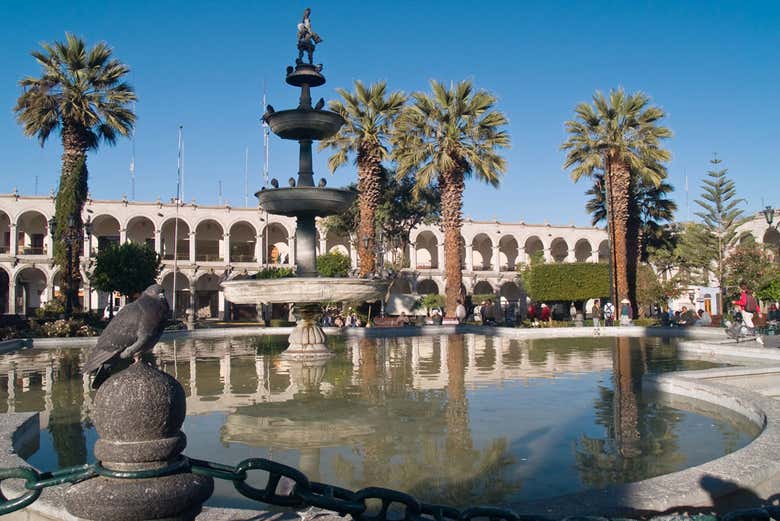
[574,337,686,487]
[49,351,87,467]
[446,335,471,454]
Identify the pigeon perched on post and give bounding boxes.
[84,284,170,389]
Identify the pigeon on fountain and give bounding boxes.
[84,284,170,389]
[270,178,279,188]
[318,178,327,187]
[288,177,297,187]
[314,98,325,110]
[261,105,275,123]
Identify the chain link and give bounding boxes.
[0,458,773,521]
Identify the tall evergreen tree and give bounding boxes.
[685,154,746,307]
[14,33,136,315]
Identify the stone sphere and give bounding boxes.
[93,362,186,442]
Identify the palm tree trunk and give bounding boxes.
[626,189,641,315]
[56,124,89,315]
[607,157,631,308]
[356,148,383,277]
[440,168,465,317]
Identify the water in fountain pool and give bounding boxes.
[0,334,758,510]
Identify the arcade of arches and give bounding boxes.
[1,194,776,318]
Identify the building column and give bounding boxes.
[10,224,18,256]
[119,227,128,245]
[465,244,473,271]
[319,236,327,256]
[154,230,162,255]
[189,232,196,262]
[436,243,444,270]
[83,281,92,312]
[544,247,552,263]
[349,237,358,269]
[289,234,296,266]
[255,233,264,264]
[566,248,576,263]
[410,246,417,270]
[492,245,501,271]
[189,280,197,312]
[223,233,230,264]
[590,250,599,263]
[8,283,16,315]
[518,246,526,265]
[218,290,226,320]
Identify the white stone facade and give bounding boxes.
[2,192,774,318]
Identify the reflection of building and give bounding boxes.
[1,194,610,317]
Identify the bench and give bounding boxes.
[372,316,409,328]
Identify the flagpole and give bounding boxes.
[172,125,183,320]
[262,81,270,268]
[130,101,136,200]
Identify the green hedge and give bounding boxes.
[317,251,351,277]
[522,262,609,302]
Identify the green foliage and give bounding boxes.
[522,263,610,302]
[724,242,774,302]
[34,318,97,338]
[36,296,65,319]
[757,274,780,303]
[253,266,295,279]
[317,251,352,277]
[636,263,665,306]
[90,243,162,297]
[415,293,445,313]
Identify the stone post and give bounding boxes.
[255,233,264,264]
[154,230,162,255]
[492,245,501,271]
[66,363,213,520]
[465,244,473,271]
[10,224,18,256]
[223,233,230,264]
[188,232,196,262]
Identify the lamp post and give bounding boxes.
[763,205,777,228]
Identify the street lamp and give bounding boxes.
[763,205,777,228]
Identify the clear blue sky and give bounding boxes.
[1,0,778,225]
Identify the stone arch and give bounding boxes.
[415,231,438,269]
[229,221,257,263]
[738,232,756,245]
[90,214,121,257]
[0,266,9,314]
[471,233,493,271]
[598,240,609,263]
[264,223,290,265]
[161,271,190,317]
[472,280,494,296]
[390,278,413,294]
[763,228,780,262]
[500,281,522,301]
[195,219,224,262]
[574,238,592,263]
[14,266,47,314]
[524,236,544,262]
[326,228,351,257]
[160,218,191,261]
[498,235,518,271]
[16,210,48,255]
[126,216,156,249]
[550,237,568,263]
[194,272,221,318]
[416,278,441,295]
[0,210,10,255]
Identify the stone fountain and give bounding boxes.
[221,9,386,359]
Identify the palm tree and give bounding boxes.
[585,170,677,262]
[320,81,406,277]
[393,81,509,316]
[562,89,671,309]
[15,33,136,314]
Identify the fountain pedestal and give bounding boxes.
[285,303,330,359]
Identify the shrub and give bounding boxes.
[253,266,295,279]
[36,297,65,319]
[414,294,445,314]
[317,251,351,277]
[521,263,609,302]
[35,318,97,337]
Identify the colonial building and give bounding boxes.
[1,192,775,318]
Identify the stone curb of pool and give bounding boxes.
[1,324,726,353]
[0,330,774,520]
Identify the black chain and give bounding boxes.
[0,456,763,521]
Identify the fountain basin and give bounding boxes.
[255,186,355,217]
[220,277,387,305]
[265,109,344,141]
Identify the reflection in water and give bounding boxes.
[0,334,758,509]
